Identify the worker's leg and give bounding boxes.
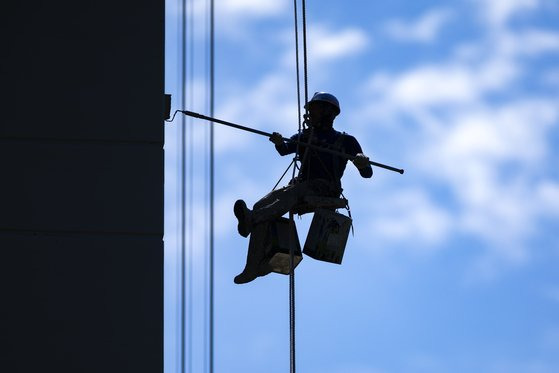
[234,178,339,239]
[251,182,307,224]
[234,183,306,238]
[234,222,272,284]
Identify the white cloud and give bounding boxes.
[307,24,369,62]
[364,188,453,250]
[169,0,285,40]
[215,72,300,153]
[385,8,453,43]
[364,31,534,111]
[415,100,558,258]
[474,0,540,28]
[366,57,519,109]
[429,100,555,168]
[496,29,559,56]
[536,182,559,216]
[209,0,287,39]
[281,24,369,67]
[373,64,479,107]
[354,1,559,269]
[219,0,286,16]
[362,24,559,118]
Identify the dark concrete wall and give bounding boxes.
[1,1,164,372]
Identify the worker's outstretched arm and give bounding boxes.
[353,153,373,178]
[269,132,297,156]
[269,132,283,146]
[344,135,373,178]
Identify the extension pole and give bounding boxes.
[178,110,405,174]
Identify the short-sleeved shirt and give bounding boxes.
[275,127,371,187]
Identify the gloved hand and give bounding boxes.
[269,132,284,146]
[353,153,370,169]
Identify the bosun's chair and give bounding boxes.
[262,195,353,275]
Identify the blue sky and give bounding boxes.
[165,0,559,372]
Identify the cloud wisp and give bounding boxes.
[308,24,369,61]
[354,0,559,272]
[473,0,540,29]
[281,23,369,67]
[385,8,454,43]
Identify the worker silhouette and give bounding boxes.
[233,92,372,284]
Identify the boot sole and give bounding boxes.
[234,271,258,284]
[234,200,250,237]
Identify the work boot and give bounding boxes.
[234,262,273,284]
[234,269,258,284]
[234,222,268,284]
[234,199,253,237]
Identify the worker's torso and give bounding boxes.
[297,128,351,185]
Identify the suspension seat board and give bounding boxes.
[303,195,347,208]
[293,195,348,215]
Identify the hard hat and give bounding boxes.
[305,92,340,115]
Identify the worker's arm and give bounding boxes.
[269,132,297,156]
[353,153,373,178]
[345,135,372,178]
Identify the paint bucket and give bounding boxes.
[264,217,303,275]
[303,208,352,264]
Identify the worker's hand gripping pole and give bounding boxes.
[177,109,405,175]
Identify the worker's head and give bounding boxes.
[305,92,340,129]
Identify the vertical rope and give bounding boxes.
[290,0,310,370]
[188,0,195,369]
[180,0,187,371]
[290,1,310,371]
[296,0,313,180]
[301,0,309,106]
[209,0,215,371]
[290,0,298,367]
[199,0,215,371]
[293,0,302,132]
[288,212,296,373]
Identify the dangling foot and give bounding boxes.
[233,269,259,284]
[233,221,268,285]
[234,199,252,237]
[234,263,272,284]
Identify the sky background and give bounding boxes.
[165,0,559,372]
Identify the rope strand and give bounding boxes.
[302,0,309,106]
[290,0,310,371]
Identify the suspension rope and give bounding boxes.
[272,158,296,192]
[301,0,309,107]
[180,0,187,371]
[290,0,299,370]
[293,0,303,132]
[289,0,311,371]
[208,0,215,371]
